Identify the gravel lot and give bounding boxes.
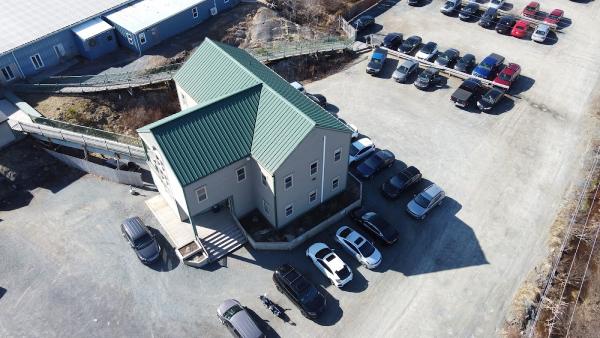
[1,0,600,337]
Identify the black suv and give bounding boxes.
[121,217,161,264]
[273,264,326,319]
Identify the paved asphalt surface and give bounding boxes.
[1,0,600,337]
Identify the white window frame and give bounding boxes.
[236,167,246,182]
[309,190,317,203]
[126,33,134,44]
[284,174,293,190]
[310,161,318,176]
[1,66,15,81]
[332,177,340,190]
[192,6,198,18]
[30,54,44,69]
[224,0,229,3]
[196,186,208,203]
[334,148,342,162]
[285,204,293,217]
[262,200,270,214]
[139,32,147,45]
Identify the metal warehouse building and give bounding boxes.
[0,0,134,85]
[105,0,240,54]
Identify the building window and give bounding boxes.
[139,32,147,45]
[309,190,317,203]
[1,66,15,81]
[30,54,44,69]
[107,35,113,41]
[285,204,293,217]
[261,174,267,186]
[334,148,342,162]
[196,186,207,203]
[310,161,318,176]
[262,200,270,214]
[126,33,133,44]
[88,38,97,47]
[192,7,198,18]
[332,177,339,190]
[284,175,293,190]
[236,167,246,182]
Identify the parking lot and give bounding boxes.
[2,0,600,337]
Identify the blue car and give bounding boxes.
[471,53,505,79]
[366,48,388,75]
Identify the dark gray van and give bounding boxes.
[121,217,160,264]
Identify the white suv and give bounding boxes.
[349,137,375,164]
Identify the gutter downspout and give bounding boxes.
[273,174,278,228]
[11,52,25,79]
[320,135,326,203]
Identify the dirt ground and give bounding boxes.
[20,83,180,136]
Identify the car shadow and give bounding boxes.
[500,3,514,11]
[510,75,535,96]
[358,176,489,276]
[539,31,559,46]
[147,227,180,272]
[313,287,343,326]
[0,287,6,300]
[356,24,384,42]
[378,58,399,79]
[245,307,282,338]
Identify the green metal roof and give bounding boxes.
[140,39,350,186]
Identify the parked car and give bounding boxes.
[290,81,305,92]
[544,9,564,26]
[366,48,388,75]
[354,15,375,30]
[496,16,517,34]
[479,8,498,28]
[406,184,446,219]
[451,78,483,108]
[306,242,353,287]
[454,53,476,73]
[440,0,461,14]
[121,217,161,264]
[472,53,505,79]
[488,0,505,9]
[393,59,419,83]
[532,24,550,42]
[349,137,376,164]
[493,62,521,88]
[273,264,326,319]
[335,226,382,269]
[382,32,403,49]
[408,0,423,5]
[511,20,529,39]
[399,35,422,54]
[477,87,506,112]
[415,42,438,61]
[217,299,265,338]
[459,2,479,21]
[355,149,395,179]
[435,48,460,68]
[306,93,327,108]
[381,166,422,199]
[348,123,359,140]
[522,1,540,18]
[350,208,399,245]
[414,68,444,90]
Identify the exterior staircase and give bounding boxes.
[200,222,247,261]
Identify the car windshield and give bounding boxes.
[535,29,545,35]
[422,44,434,53]
[315,248,330,259]
[419,71,433,80]
[363,154,383,168]
[133,233,153,249]
[482,90,501,103]
[398,66,409,73]
[444,1,453,6]
[357,239,376,257]
[498,72,512,81]
[299,285,319,303]
[349,143,361,156]
[371,58,382,65]
[336,265,351,279]
[549,14,560,20]
[407,37,419,45]
[223,304,244,320]
[526,5,536,11]
[415,193,431,208]
[492,0,501,4]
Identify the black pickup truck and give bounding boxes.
[451,78,483,108]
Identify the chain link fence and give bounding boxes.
[246,36,354,62]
